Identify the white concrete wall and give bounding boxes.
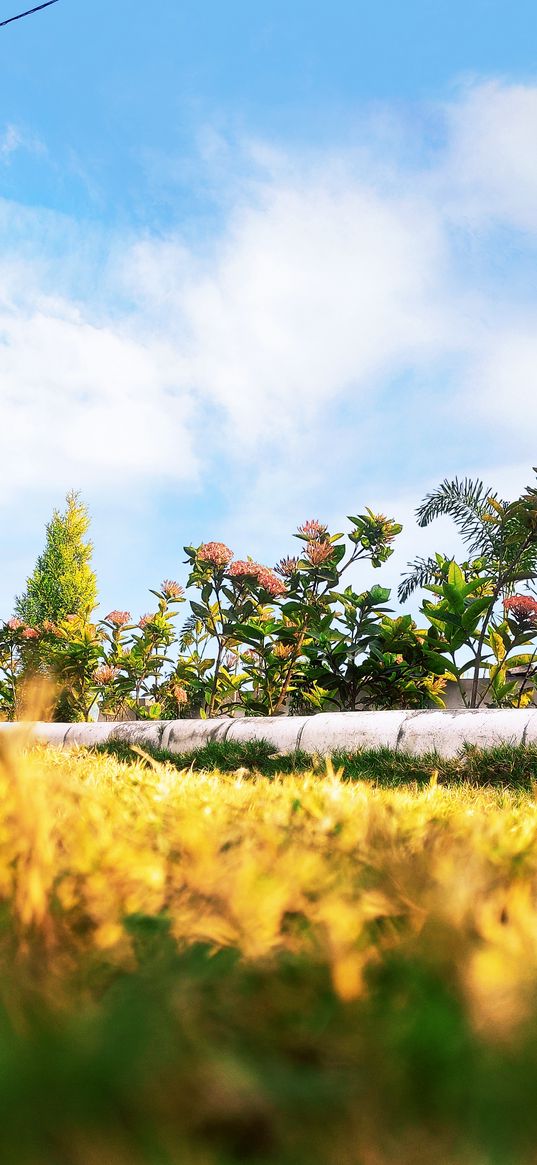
[2,709,537,758]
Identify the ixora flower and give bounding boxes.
[198,542,233,567]
[229,560,286,596]
[256,566,287,597]
[276,556,300,578]
[172,684,188,705]
[21,627,39,639]
[369,512,399,544]
[228,559,260,578]
[503,595,537,622]
[105,610,131,627]
[93,665,120,685]
[6,617,23,631]
[161,579,184,599]
[138,613,156,629]
[297,519,328,539]
[305,541,334,566]
[273,642,294,659]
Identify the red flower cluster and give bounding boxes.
[21,627,39,640]
[105,610,131,627]
[198,542,233,567]
[503,595,537,622]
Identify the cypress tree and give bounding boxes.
[15,491,97,624]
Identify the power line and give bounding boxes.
[0,0,59,28]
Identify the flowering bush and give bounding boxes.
[3,477,537,720]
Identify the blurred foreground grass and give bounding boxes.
[2,735,537,1163]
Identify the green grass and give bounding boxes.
[97,736,537,788]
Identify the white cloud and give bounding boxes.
[0,298,197,502]
[3,79,537,615]
[175,181,451,444]
[469,324,537,446]
[0,123,44,166]
[0,126,21,162]
[443,81,537,231]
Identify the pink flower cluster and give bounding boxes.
[305,541,334,566]
[228,560,286,596]
[173,684,188,705]
[295,518,335,568]
[42,619,59,635]
[503,595,537,622]
[197,543,286,595]
[256,566,287,597]
[93,665,120,684]
[138,613,156,629]
[276,556,300,578]
[198,542,233,568]
[105,610,131,627]
[298,519,328,538]
[228,559,260,579]
[5,617,45,638]
[161,579,184,599]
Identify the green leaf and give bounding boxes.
[331,544,347,566]
[461,596,493,630]
[442,582,465,613]
[369,585,391,604]
[190,600,209,619]
[425,652,453,675]
[447,561,465,589]
[230,622,265,644]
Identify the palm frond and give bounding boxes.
[416,477,508,556]
[178,614,199,652]
[397,556,445,604]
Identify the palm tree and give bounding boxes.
[398,475,537,706]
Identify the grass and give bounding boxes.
[1,734,537,1162]
[98,735,537,788]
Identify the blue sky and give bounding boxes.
[2,0,537,620]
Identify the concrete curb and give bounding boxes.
[2,709,537,758]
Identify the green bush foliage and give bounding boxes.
[2,470,537,720]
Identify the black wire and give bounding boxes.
[0,0,59,28]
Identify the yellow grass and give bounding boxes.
[3,733,537,1163]
[1,733,537,1030]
